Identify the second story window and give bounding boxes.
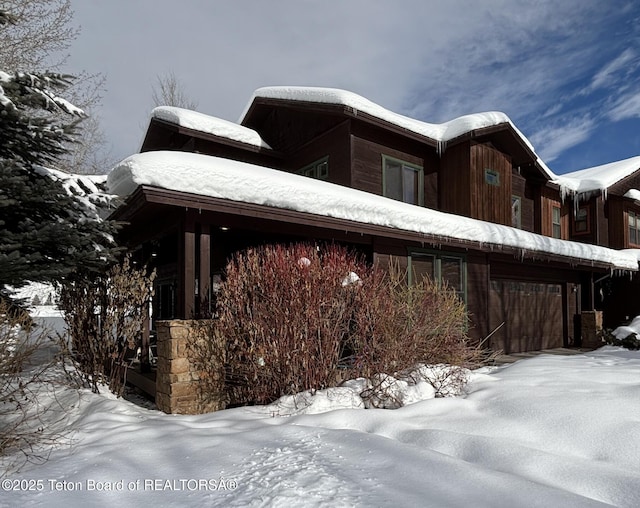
[574,205,590,235]
[297,157,329,180]
[511,196,522,228]
[552,206,562,238]
[629,211,639,246]
[383,156,423,205]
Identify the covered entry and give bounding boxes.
[489,280,564,354]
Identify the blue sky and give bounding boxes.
[67,0,640,175]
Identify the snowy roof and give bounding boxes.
[107,151,638,271]
[624,189,640,201]
[240,86,555,179]
[152,106,272,149]
[552,155,640,198]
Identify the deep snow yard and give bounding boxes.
[3,347,640,508]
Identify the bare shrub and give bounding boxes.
[58,256,155,395]
[213,243,368,405]
[351,259,480,403]
[193,246,480,409]
[186,319,227,412]
[0,300,73,475]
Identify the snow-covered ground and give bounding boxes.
[3,348,640,507]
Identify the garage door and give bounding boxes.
[489,280,564,354]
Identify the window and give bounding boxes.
[383,156,423,205]
[511,196,522,228]
[155,282,176,320]
[409,251,466,302]
[297,157,329,180]
[629,211,639,246]
[484,168,500,186]
[552,206,562,239]
[574,205,590,234]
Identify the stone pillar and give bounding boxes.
[155,319,226,414]
[581,310,603,348]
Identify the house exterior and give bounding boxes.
[552,157,640,327]
[107,87,640,367]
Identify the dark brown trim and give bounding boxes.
[110,185,628,272]
[178,211,196,318]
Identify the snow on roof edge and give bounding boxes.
[552,155,640,198]
[238,86,556,181]
[152,106,272,150]
[106,151,639,272]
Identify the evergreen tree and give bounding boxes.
[0,13,119,303]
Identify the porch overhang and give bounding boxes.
[111,185,634,273]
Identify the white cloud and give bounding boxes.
[609,91,640,121]
[530,116,596,163]
[67,0,638,168]
[587,48,637,92]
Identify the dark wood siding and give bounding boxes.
[465,253,490,342]
[350,134,438,208]
[597,197,609,246]
[608,169,640,197]
[471,143,512,225]
[440,142,471,216]
[540,186,569,239]
[247,107,344,154]
[286,121,351,187]
[440,142,513,224]
[607,197,625,249]
[511,173,534,231]
[570,198,597,244]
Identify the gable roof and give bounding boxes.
[552,155,640,199]
[240,86,555,180]
[107,150,638,271]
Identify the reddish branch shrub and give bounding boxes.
[203,244,478,407]
[351,260,473,379]
[216,243,369,404]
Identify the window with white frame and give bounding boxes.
[511,196,522,229]
[629,210,639,246]
[552,205,562,239]
[383,156,423,205]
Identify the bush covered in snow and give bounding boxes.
[602,316,640,350]
[194,243,480,408]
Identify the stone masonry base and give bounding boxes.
[155,320,226,414]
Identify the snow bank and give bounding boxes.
[5,348,640,507]
[152,106,271,149]
[106,150,639,271]
[613,315,640,339]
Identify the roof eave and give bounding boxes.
[112,185,635,273]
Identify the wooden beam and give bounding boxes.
[199,223,211,317]
[178,211,196,318]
